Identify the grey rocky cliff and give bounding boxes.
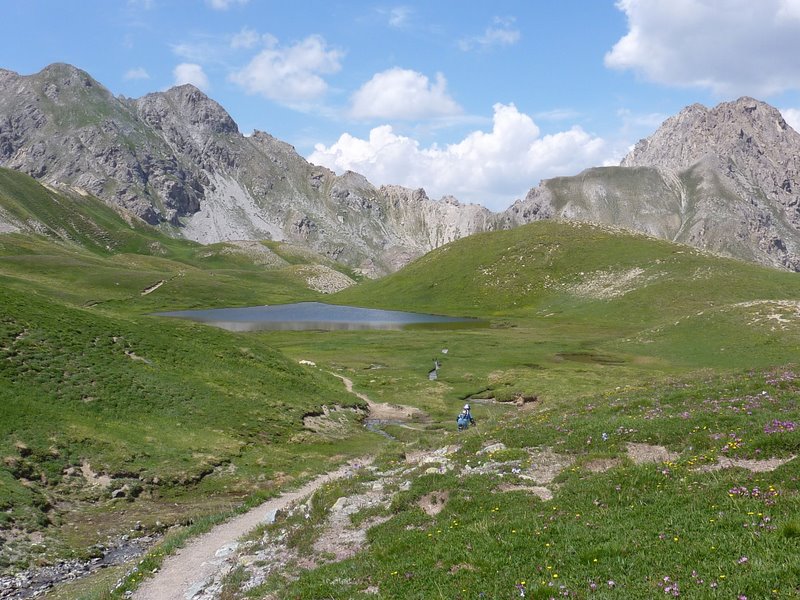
[0,63,199,224]
[508,97,800,271]
[0,64,498,275]
[6,64,800,274]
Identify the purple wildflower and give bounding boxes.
[764,419,796,434]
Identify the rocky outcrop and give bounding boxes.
[0,64,497,275]
[506,98,800,271]
[4,65,800,273]
[0,63,204,224]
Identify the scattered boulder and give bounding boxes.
[477,443,507,455]
[495,483,554,501]
[405,445,460,466]
[80,462,112,487]
[312,489,391,561]
[583,458,623,473]
[511,393,538,407]
[695,455,795,473]
[626,443,679,465]
[417,491,449,516]
[523,447,575,484]
[110,484,130,499]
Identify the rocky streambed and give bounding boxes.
[0,533,156,599]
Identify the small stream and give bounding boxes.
[363,419,406,440]
[0,534,156,599]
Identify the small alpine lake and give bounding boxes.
[154,301,482,331]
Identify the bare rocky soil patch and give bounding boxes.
[131,459,370,600]
[626,442,680,465]
[199,442,578,596]
[696,454,796,473]
[121,436,797,599]
[16,368,794,600]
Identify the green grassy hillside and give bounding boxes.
[1,168,799,598]
[208,223,800,599]
[0,169,369,572]
[0,167,176,256]
[242,365,800,600]
[0,281,358,512]
[316,221,799,413]
[0,168,358,311]
[335,220,800,322]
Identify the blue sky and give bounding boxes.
[4,0,800,210]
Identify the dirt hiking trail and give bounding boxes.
[328,371,425,421]
[132,371,422,599]
[132,458,368,600]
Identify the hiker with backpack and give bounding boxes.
[457,403,476,430]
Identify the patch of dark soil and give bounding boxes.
[555,352,626,365]
[462,387,493,401]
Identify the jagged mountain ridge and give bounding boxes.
[0,63,496,276]
[506,98,800,270]
[3,63,800,273]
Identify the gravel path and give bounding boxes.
[132,459,367,600]
[328,372,424,421]
[132,373,401,600]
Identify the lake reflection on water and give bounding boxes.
[154,301,477,332]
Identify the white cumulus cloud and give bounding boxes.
[388,6,412,27]
[350,68,462,120]
[606,0,800,96]
[459,16,521,51]
[172,41,217,63]
[123,67,150,80]
[309,103,606,211]
[207,0,249,10]
[230,35,342,105]
[230,27,273,50]
[173,63,210,91]
[778,0,800,20]
[782,108,800,132]
[231,28,259,49]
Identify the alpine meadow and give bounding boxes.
[1,18,800,598]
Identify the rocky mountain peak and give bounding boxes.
[135,84,238,136]
[673,102,709,124]
[7,63,800,275]
[0,65,108,121]
[37,62,98,85]
[31,63,109,106]
[0,68,18,84]
[0,63,503,275]
[510,96,800,271]
[622,96,800,172]
[336,170,372,190]
[249,130,300,156]
[382,185,431,203]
